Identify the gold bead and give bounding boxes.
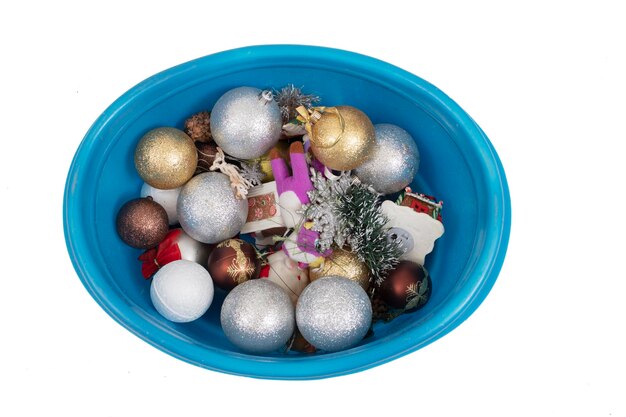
[310,248,370,291]
[134,127,198,189]
[309,106,375,171]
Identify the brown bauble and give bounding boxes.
[195,141,219,175]
[207,239,261,290]
[309,248,371,290]
[116,197,169,249]
[378,261,431,311]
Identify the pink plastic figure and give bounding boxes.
[269,142,314,228]
[282,225,331,270]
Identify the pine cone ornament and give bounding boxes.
[184,111,212,142]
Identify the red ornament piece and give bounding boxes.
[138,229,183,279]
[259,263,271,278]
[400,187,443,222]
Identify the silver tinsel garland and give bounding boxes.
[274,84,320,123]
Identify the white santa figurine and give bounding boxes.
[259,250,310,304]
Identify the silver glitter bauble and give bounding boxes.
[220,279,295,354]
[211,86,282,159]
[353,124,420,195]
[177,172,248,244]
[296,276,372,352]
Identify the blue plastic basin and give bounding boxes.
[63,45,511,379]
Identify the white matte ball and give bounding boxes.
[175,229,211,266]
[140,183,181,225]
[150,260,214,323]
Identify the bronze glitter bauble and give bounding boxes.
[116,197,169,249]
[309,248,371,290]
[378,261,431,311]
[207,239,261,290]
[134,127,198,189]
[309,106,375,171]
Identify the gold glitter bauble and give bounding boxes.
[309,106,375,171]
[309,248,371,290]
[135,127,198,189]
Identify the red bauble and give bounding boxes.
[207,239,260,290]
[378,261,431,311]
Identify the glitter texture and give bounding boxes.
[211,86,282,159]
[134,127,198,189]
[309,248,371,290]
[353,124,420,195]
[220,279,295,354]
[310,106,375,171]
[296,276,372,352]
[177,172,248,244]
[116,197,169,249]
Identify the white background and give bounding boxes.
[1,1,624,416]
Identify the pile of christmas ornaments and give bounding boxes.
[116,85,445,354]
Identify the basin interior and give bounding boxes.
[66,53,494,374]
